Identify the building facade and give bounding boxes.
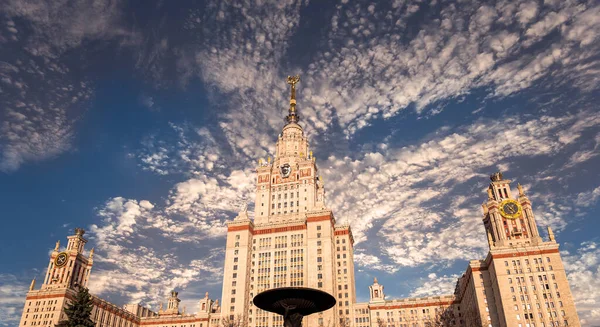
[19,78,580,327]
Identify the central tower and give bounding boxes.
[220,76,356,327]
[254,75,325,224]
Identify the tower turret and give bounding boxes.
[159,290,181,316]
[482,173,542,248]
[42,228,94,290]
[369,277,385,303]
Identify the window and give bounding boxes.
[318,282,323,288]
[317,225,321,230]
[317,233,321,238]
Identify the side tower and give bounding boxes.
[481,173,581,327]
[19,228,95,327]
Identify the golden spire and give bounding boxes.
[29,278,36,291]
[55,240,60,251]
[285,75,301,125]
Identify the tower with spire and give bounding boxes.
[221,75,355,327]
[253,75,325,225]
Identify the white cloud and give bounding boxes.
[135,123,223,175]
[563,242,600,326]
[0,58,92,172]
[1,0,132,56]
[409,273,460,298]
[575,187,600,208]
[354,252,399,273]
[0,0,138,172]
[88,196,226,307]
[318,109,599,268]
[0,274,29,327]
[168,0,600,153]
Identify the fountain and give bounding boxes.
[253,287,336,327]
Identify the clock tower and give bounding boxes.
[42,227,94,290]
[482,172,543,248]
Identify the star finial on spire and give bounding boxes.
[285,75,301,125]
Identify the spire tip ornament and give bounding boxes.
[285,75,301,125]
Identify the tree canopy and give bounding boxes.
[55,286,95,327]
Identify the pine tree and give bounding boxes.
[55,285,95,327]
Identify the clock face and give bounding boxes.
[280,164,291,178]
[55,252,68,267]
[499,199,522,219]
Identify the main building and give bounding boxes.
[19,77,581,327]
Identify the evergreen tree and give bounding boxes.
[55,285,95,327]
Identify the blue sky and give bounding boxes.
[1,0,599,326]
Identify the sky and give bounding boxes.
[0,0,599,325]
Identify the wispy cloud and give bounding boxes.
[88,196,226,306]
[563,241,600,326]
[0,0,135,172]
[409,273,461,298]
[0,274,29,327]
